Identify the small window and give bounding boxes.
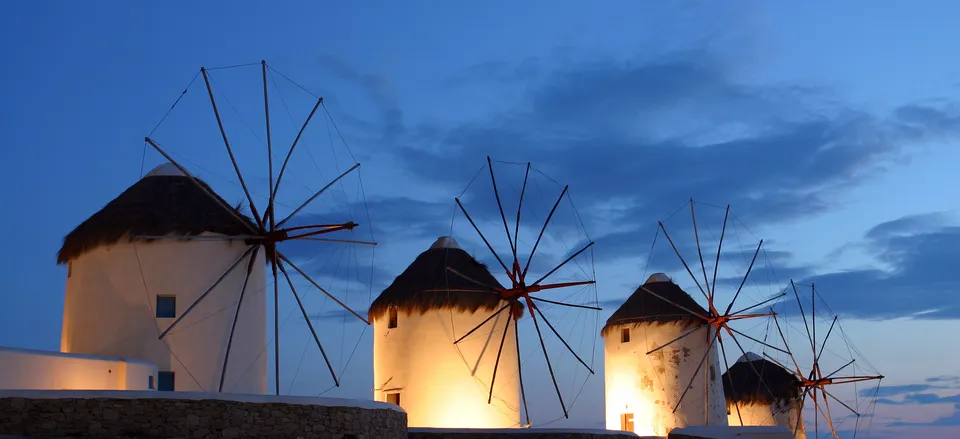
[620,327,630,343]
[386,392,400,406]
[148,376,155,390]
[620,413,634,432]
[156,296,177,318]
[158,371,175,391]
[67,262,73,278]
[387,307,398,329]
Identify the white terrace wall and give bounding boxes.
[0,346,156,391]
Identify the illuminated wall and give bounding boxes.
[372,306,521,428]
[604,322,727,436]
[727,401,805,439]
[61,236,267,394]
[0,346,157,390]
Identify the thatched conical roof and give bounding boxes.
[722,353,801,405]
[601,273,708,335]
[369,236,514,321]
[57,163,256,264]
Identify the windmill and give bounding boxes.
[765,281,885,439]
[607,198,791,434]
[135,60,376,395]
[438,158,601,426]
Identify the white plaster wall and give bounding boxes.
[727,401,805,439]
[604,322,727,437]
[61,236,267,394]
[0,346,157,391]
[373,305,521,428]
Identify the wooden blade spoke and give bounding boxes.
[276,162,361,228]
[672,329,719,413]
[144,138,257,234]
[690,199,712,300]
[273,97,322,202]
[658,220,709,301]
[514,163,531,270]
[826,375,885,385]
[445,267,501,293]
[297,237,377,246]
[816,316,838,364]
[822,387,860,417]
[825,359,856,380]
[531,241,595,286]
[711,205,730,298]
[159,246,256,339]
[531,296,601,311]
[262,61,275,227]
[646,325,704,355]
[729,293,786,316]
[639,285,709,320]
[528,302,568,419]
[515,315,531,427]
[271,252,280,395]
[772,314,803,375]
[201,68,264,231]
[277,251,369,324]
[815,392,840,439]
[723,239,763,315]
[488,310,512,403]
[277,258,339,386]
[218,246,260,392]
[532,303,594,373]
[717,337,744,426]
[761,352,801,378]
[729,327,790,355]
[522,185,568,279]
[791,280,816,355]
[486,157,516,257]
[454,303,511,345]
[455,198,510,274]
[133,235,258,241]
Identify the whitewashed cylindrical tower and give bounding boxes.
[370,236,521,428]
[58,163,267,394]
[723,353,805,439]
[603,273,727,436]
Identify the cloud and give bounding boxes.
[376,50,959,268]
[780,214,960,320]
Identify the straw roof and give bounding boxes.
[369,236,517,321]
[57,163,256,264]
[601,273,709,336]
[722,354,801,405]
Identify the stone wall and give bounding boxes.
[408,428,643,439]
[0,391,406,439]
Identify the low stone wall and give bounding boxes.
[0,390,407,439]
[408,428,643,439]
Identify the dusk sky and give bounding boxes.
[2,2,959,438]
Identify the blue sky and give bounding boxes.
[2,1,960,437]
